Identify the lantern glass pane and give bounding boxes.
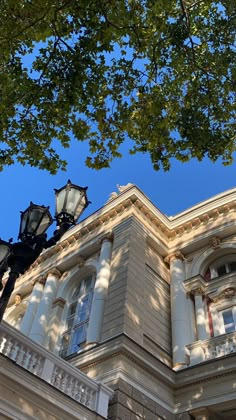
[20,212,28,235]
[56,189,67,215]
[37,213,52,235]
[27,208,43,233]
[74,196,87,220]
[66,188,82,215]
[0,244,10,263]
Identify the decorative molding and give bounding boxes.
[79,350,173,388]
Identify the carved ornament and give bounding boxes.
[220,287,236,299]
[14,294,21,306]
[78,256,85,268]
[209,236,221,249]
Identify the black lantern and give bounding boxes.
[0,239,11,265]
[18,202,53,242]
[55,180,90,226]
[0,180,90,322]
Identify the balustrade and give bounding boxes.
[0,321,112,417]
[187,331,236,365]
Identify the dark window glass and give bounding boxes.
[218,265,227,276]
[229,262,236,272]
[222,309,235,333]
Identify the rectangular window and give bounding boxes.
[222,309,236,333]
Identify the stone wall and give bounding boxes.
[108,379,175,420]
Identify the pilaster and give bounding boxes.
[165,251,190,367]
[86,234,113,344]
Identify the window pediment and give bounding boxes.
[184,271,236,302]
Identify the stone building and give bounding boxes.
[1,183,236,419]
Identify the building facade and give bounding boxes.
[1,184,236,419]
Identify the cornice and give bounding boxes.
[72,334,175,386]
[17,186,236,278]
[176,353,236,389]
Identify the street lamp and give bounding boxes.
[19,202,53,242]
[55,180,89,227]
[0,180,90,322]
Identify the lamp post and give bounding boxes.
[0,180,90,322]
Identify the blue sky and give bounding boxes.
[1,138,236,243]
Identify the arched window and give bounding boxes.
[204,257,236,280]
[60,273,95,358]
[217,262,236,277]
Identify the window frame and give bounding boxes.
[220,307,236,334]
[60,272,95,358]
[210,297,236,336]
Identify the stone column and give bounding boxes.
[86,234,113,344]
[29,268,61,346]
[165,251,191,367]
[194,289,208,340]
[19,276,45,336]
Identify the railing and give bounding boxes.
[0,321,112,418]
[186,331,236,366]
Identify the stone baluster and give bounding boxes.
[86,234,113,344]
[29,268,61,346]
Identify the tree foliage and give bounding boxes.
[0,0,235,173]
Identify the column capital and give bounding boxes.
[194,287,205,297]
[164,250,185,264]
[32,275,47,286]
[46,267,62,279]
[101,232,114,244]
